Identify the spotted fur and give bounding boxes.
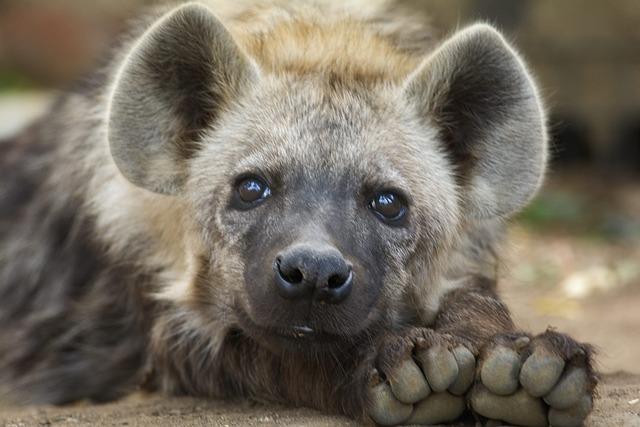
[1,0,558,422]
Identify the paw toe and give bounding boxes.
[388,358,431,404]
[449,346,476,395]
[520,348,565,397]
[544,366,588,410]
[406,392,465,425]
[417,344,459,392]
[369,381,413,426]
[471,385,547,427]
[548,395,593,427]
[480,346,522,395]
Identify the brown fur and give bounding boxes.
[0,2,595,425]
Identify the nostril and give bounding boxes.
[274,255,314,301]
[283,268,304,284]
[316,269,353,304]
[276,258,304,284]
[327,273,347,289]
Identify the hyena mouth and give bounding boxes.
[263,323,344,344]
[271,325,352,343]
[267,329,355,353]
[234,305,352,350]
[277,329,323,341]
[289,325,315,338]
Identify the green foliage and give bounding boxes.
[0,70,36,92]
[520,191,586,226]
[519,189,640,242]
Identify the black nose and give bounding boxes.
[274,243,353,304]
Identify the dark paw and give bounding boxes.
[471,330,597,427]
[367,328,475,425]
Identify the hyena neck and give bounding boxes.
[409,219,505,326]
[446,220,504,282]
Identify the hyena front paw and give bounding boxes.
[367,328,475,425]
[471,330,597,427]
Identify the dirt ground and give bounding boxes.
[0,371,637,427]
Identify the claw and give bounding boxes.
[514,336,531,350]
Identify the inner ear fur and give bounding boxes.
[404,23,548,219]
[108,2,258,195]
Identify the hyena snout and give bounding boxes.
[274,243,353,304]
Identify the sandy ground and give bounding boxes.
[0,374,638,426]
[1,96,639,425]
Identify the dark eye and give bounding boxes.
[369,192,407,222]
[237,177,271,204]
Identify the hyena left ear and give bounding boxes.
[404,24,548,219]
[108,3,258,195]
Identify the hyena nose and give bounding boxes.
[274,244,353,304]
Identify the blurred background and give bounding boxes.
[0,0,638,374]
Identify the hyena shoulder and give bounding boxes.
[0,103,155,404]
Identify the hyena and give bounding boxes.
[0,1,596,425]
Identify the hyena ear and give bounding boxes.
[404,23,547,219]
[108,3,258,194]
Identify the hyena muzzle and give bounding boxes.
[0,1,596,426]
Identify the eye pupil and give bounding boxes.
[238,178,270,203]
[370,192,406,222]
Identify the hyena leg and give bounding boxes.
[367,277,597,427]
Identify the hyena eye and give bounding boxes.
[369,191,407,223]
[237,177,271,204]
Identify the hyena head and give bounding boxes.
[107,4,546,351]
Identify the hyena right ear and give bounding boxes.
[108,3,258,195]
[404,24,548,219]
